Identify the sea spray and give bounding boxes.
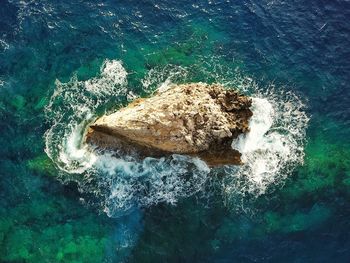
[45,59,128,173]
[225,90,309,202]
[45,61,309,216]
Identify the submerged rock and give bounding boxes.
[86,83,252,166]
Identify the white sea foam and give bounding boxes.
[85,60,127,95]
[231,97,281,189]
[232,98,274,154]
[141,65,188,93]
[45,61,309,217]
[224,88,309,202]
[45,59,128,173]
[98,154,210,217]
[0,39,9,50]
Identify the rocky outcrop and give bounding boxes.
[86,83,252,166]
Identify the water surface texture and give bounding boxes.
[1,0,350,262]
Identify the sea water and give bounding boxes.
[0,0,349,262]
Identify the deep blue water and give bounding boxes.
[1,0,350,262]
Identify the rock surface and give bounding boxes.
[86,83,252,166]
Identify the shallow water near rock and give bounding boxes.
[1,0,350,262]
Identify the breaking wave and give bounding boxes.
[45,59,128,174]
[227,94,309,199]
[45,59,309,217]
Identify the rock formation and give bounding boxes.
[86,83,252,166]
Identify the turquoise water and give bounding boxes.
[1,0,350,262]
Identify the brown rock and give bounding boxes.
[86,83,252,166]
